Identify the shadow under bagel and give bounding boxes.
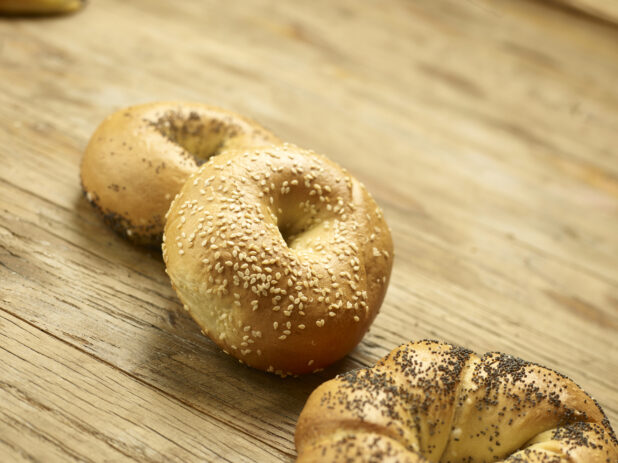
[69,192,357,460]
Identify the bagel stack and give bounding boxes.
[81,102,280,246]
[81,104,394,376]
[295,340,618,462]
[162,144,394,376]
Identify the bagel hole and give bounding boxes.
[277,214,321,249]
[185,140,226,166]
[153,111,234,165]
[278,222,298,248]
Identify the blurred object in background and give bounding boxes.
[0,0,84,15]
[549,0,618,24]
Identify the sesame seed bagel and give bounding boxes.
[80,102,280,246]
[162,144,394,376]
[295,340,618,462]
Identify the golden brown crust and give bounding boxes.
[80,102,280,246]
[506,422,618,463]
[0,0,84,15]
[297,431,426,463]
[295,340,618,462]
[162,144,394,375]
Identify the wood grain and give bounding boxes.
[0,311,282,462]
[1,0,617,461]
[549,0,618,24]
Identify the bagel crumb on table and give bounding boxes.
[162,144,394,376]
[294,340,618,462]
[80,102,280,246]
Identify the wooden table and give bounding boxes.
[1,0,617,461]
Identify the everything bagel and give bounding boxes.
[81,102,280,246]
[295,340,618,462]
[162,144,394,376]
